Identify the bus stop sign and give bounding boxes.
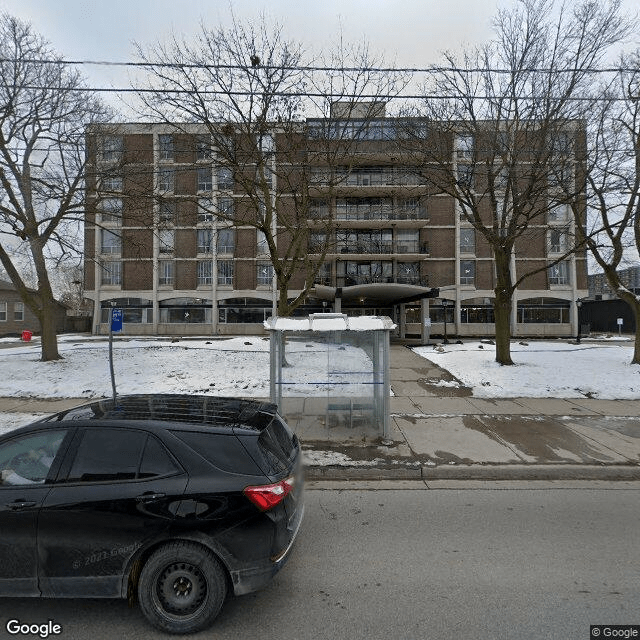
[111,308,123,332]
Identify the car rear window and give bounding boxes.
[172,431,262,476]
[255,417,298,475]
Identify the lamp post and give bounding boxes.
[576,298,583,344]
[442,299,450,344]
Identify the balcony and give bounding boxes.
[335,207,429,222]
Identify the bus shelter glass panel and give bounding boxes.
[268,316,391,439]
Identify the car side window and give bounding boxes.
[0,430,67,486]
[67,428,147,483]
[139,436,180,478]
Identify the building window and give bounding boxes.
[197,167,213,192]
[101,261,122,286]
[257,262,274,286]
[196,135,212,161]
[337,229,393,254]
[309,199,330,219]
[158,134,174,161]
[159,201,176,225]
[101,136,123,162]
[158,260,174,286]
[256,230,269,255]
[217,167,234,191]
[197,198,214,223]
[217,228,235,255]
[550,132,572,158]
[397,262,420,284]
[218,196,234,220]
[457,164,474,190]
[460,228,475,254]
[159,299,211,324]
[257,133,275,155]
[14,302,24,322]
[99,198,122,224]
[217,260,234,286]
[197,261,213,286]
[548,260,570,285]
[396,229,419,254]
[256,164,274,188]
[548,164,572,191]
[396,197,427,221]
[309,232,327,253]
[460,260,476,285]
[101,230,121,255]
[494,166,509,191]
[159,229,174,255]
[158,168,175,193]
[339,260,393,286]
[0,302,6,322]
[549,229,569,254]
[548,203,571,223]
[100,176,123,193]
[314,262,332,286]
[518,298,570,323]
[455,134,474,159]
[461,303,495,323]
[197,229,214,254]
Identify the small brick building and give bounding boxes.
[0,280,68,337]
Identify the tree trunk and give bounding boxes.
[493,288,514,365]
[31,240,62,362]
[38,302,62,362]
[616,290,640,365]
[493,250,514,365]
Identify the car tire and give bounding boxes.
[137,541,227,634]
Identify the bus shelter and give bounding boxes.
[265,314,395,439]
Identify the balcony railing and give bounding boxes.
[310,241,429,255]
[335,207,429,221]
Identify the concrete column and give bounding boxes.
[421,298,431,344]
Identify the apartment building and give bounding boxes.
[588,266,640,300]
[84,110,587,338]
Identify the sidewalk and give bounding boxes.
[1,344,640,481]
[299,345,640,480]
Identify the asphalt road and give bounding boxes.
[1,481,639,640]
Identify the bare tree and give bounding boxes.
[0,14,109,360]
[402,0,630,364]
[577,51,640,363]
[133,15,402,316]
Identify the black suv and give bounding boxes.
[0,394,303,634]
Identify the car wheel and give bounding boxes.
[138,541,227,634]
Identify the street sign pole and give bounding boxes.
[109,308,123,403]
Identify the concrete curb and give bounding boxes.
[305,463,640,481]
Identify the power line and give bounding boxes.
[0,57,638,75]
[3,83,635,102]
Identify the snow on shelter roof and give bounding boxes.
[264,314,396,332]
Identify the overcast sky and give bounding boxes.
[4,0,503,67]
[2,0,640,110]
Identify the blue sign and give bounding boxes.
[111,308,123,332]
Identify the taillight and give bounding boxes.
[243,477,294,511]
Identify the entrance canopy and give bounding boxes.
[311,283,439,307]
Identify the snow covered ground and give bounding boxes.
[413,337,640,399]
[1,332,639,407]
[1,333,638,402]
[0,334,374,399]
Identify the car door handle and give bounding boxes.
[136,492,166,502]
[6,501,37,510]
